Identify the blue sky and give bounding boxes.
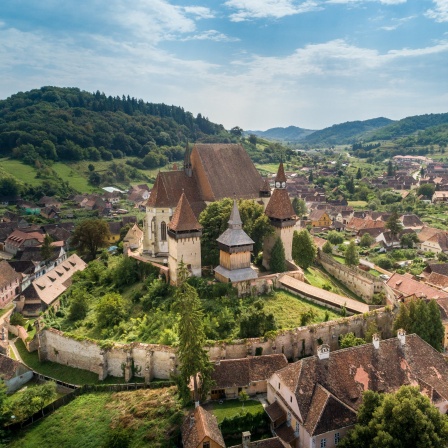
[0,0,447,130]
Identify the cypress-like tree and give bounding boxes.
[173,261,213,405]
[427,299,445,351]
[40,234,53,260]
[356,167,362,179]
[292,229,317,270]
[345,240,359,266]
[270,237,287,273]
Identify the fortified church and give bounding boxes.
[141,143,296,284]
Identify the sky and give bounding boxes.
[0,1,447,131]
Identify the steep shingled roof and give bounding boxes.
[192,143,264,201]
[181,406,225,448]
[168,193,202,232]
[265,189,296,220]
[0,260,21,287]
[217,200,254,247]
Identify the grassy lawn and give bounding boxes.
[8,387,182,448]
[348,200,368,208]
[205,399,264,423]
[263,289,340,329]
[0,302,14,318]
[0,158,41,186]
[52,163,93,193]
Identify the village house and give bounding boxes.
[307,210,331,228]
[4,228,45,255]
[209,354,288,400]
[15,254,86,317]
[0,354,33,393]
[421,231,448,254]
[386,272,448,301]
[266,332,448,448]
[181,406,225,448]
[122,223,144,253]
[432,191,448,203]
[0,260,21,307]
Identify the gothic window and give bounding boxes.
[151,217,155,234]
[161,221,167,241]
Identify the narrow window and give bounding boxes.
[334,433,340,445]
[161,221,167,241]
[320,439,326,448]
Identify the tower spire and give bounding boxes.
[228,199,242,230]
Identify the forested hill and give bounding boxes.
[246,125,315,142]
[362,112,448,142]
[0,86,231,163]
[302,117,393,146]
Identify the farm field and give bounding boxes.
[0,158,42,186]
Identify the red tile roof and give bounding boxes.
[265,189,296,220]
[168,193,202,232]
[181,406,225,448]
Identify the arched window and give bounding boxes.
[161,221,167,241]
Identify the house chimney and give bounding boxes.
[397,329,406,346]
[317,344,330,360]
[242,431,251,448]
[372,333,380,349]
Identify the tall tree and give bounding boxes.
[270,237,287,273]
[345,240,359,266]
[174,262,213,406]
[339,386,448,448]
[292,229,317,270]
[356,167,362,180]
[385,211,402,244]
[292,197,307,217]
[387,159,394,177]
[71,218,111,259]
[40,234,53,260]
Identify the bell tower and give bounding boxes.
[263,162,297,270]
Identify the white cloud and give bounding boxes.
[426,0,448,22]
[180,30,240,42]
[224,0,322,22]
[183,6,215,19]
[379,15,416,30]
[326,0,406,4]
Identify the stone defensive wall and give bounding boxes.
[37,308,394,380]
[318,252,384,302]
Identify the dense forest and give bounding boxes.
[0,86,233,167]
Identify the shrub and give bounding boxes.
[9,312,26,326]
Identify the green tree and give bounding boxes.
[393,299,444,351]
[292,229,317,270]
[173,262,213,405]
[417,183,436,199]
[400,232,418,248]
[339,332,365,348]
[327,230,344,245]
[339,386,448,448]
[292,197,307,217]
[71,219,111,260]
[387,159,394,176]
[239,300,277,338]
[308,171,314,183]
[68,287,90,321]
[345,241,359,266]
[270,237,287,273]
[345,176,355,195]
[239,390,249,409]
[0,177,21,197]
[360,233,374,248]
[96,292,126,329]
[356,167,362,179]
[385,211,402,244]
[0,378,10,433]
[40,234,53,260]
[322,240,333,254]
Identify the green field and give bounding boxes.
[8,387,182,448]
[263,289,340,329]
[52,163,93,193]
[0,158,41,186]
[204,398,264,423]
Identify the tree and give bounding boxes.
[387,159,394,177]
[248,134,257,145]
[270,237,287,273]
[292,229,317,270]
[0,177,20,197]
[71,219,111,259]
[322,241,332,254]
[96,292,126,329]
[345,176,355,195]
[327,230,344,245]
[400,232,418,248]
[356,167,362,180]
[308,171,314,183]
[393,299,444,351]
[239,390,249,409]
[40,234,53,260]
[417,183,435,199]
[173,262,213,405]
[230,126,243,137]
[339,332,365,348]
[339,386,448,448]
[68,287,90,321]
[385,211,402,244]
[345,241,359,266]
[292,197,307,217]
[360,233,374,248]
[0,378,10,433]
[239,300,277,338]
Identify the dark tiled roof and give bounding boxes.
[401,214,424,228]
[108,222,123,235]
[168,193,202,232]
[0,354,29,380]
[265,400,286,422]
[193,143,264,201]
[276,334,448,434]
[274,423,297,444]
[275,162,287,183]
[15,246,62,262]
[7,260,35,274]
[212,354,288,389]
[265,189,295,220]
[0,260,21,287]
[427,263,448,276]
[181,406,225,448]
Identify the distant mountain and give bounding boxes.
[302,117,394,146]
[362,112,448,142]
[245,126,315,142]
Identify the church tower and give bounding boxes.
[167,193,202,285]
[215,200,258,283]
[262,162,297,270]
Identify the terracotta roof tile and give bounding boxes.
[0,260,21,287]
[181,406,225,448]
[0,354,29,380]
[275,162,287,184]
[386,272,448,299]
[265,189,296,220]
[168,193,202,232]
